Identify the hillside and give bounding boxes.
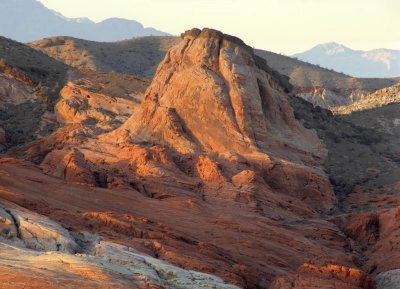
[293,42,400,78]
[333,83,400,115]
[0,36,70,147]
[255,49,399,108]
[0,36,69,91]
[0,0,168,42]
[334,83,400,151]
[30,36,181,78]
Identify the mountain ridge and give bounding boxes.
[293,42,400,78]
[0,0,169,42]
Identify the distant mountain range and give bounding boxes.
[0,0,169,42]
[293,42,400,78]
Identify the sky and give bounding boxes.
[38,0,400,55]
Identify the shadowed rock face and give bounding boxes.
[0,127,5,150]
[0,36,70,148]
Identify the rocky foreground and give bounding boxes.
[1,28,400,288]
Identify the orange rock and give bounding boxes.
[108,28,326,165]
[41,148,96,186]
[196,155,224,183]
[271,259,375,289]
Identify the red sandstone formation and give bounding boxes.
[0,28,399,289]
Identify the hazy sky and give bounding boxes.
[38,0,400,54]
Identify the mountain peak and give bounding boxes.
[314,42,350,55]
[318,41,343,48]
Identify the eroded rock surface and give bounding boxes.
[111,29,322,161]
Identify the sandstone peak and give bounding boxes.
[108,28,322,165]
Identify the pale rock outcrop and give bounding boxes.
[231,169,256,187]
[0,208,22,244]
[0,239,241,289]
[0,201,77,253]
[95,241,241,289]
[376,270,400,289]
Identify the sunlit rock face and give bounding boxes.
[113,28,322,160]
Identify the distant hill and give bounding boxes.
[30,36,181,78]
[333,83,400,115]
[0,0,169,43]
[293,42,400,78]
[255,49,399,108]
